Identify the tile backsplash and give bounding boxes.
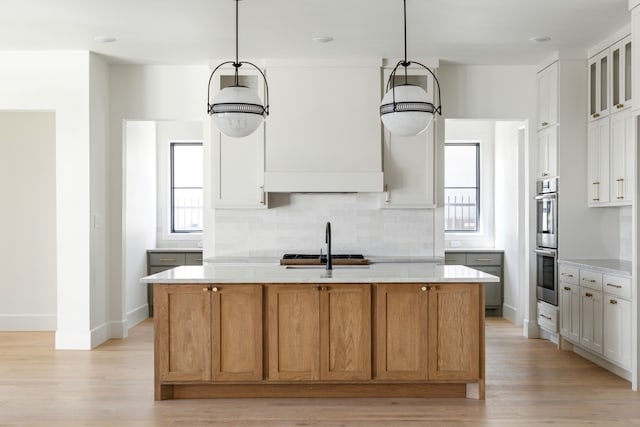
[214,193,436,257]
[619,206,632,261]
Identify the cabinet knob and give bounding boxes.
[616,103,624,109]
[593,113,600,118]
[203,287,209,292]
[212,287,219,292]
[609,299,618,305]
[585,292,593,298]
[430,286,437,291]
[563,286,571,291]
[541,122,548,127]
[421,286,427,292]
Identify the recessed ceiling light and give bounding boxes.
[312,36,334,43]
[93,36,117,43]
[529,36,551,43]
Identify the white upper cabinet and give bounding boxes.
[537,125,558,179]
[587,118,610,206]
[610,36,632,113]
[381,68,435,208]
[587,33,634,207]
[537,62,559,131]
[212,69,267,209]
[609,108,634,204]
[263,59,383,192]
[588,50,610,121]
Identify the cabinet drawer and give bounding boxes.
[149,253,186,266]
[558,265,579,285]
[149,266,174,275]
[443,253,466,265]
[185,252,203,265]
[602,274,631,300]
[537,301,558,333]
[580,269,603,291]
[465,253,502,266]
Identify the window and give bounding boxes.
[444,142,480,232]
[170,142,203,233]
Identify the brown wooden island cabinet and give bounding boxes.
[153,281,485,400]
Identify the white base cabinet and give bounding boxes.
[558,262,632,374]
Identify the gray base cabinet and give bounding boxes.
[146,250,203,316]
[444,251,504,317]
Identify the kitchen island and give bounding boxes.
[141,263,498,401]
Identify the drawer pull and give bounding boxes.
[212,287,219,292]
[582,278,596,283]
[159,258,177,262]
[195,258,203,262]
[561,273,574,278]
[609,299,618,305]
[475,258,493,262]
[593,113,600,118]
[541,121,549,127]
[421,286,427,292]
[564,286,571,291]
[616,103,624,109]
[539,314,552,320]
[585,292,593,298]
[606,283,622,289]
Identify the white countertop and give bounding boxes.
[140,263,499,284]
[204,256,443,264]
[557,259,632,276]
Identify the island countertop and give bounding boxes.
[140,263,499,284]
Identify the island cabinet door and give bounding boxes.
[427,284,482,381]
[155,284,212,382]
[320,284,372,381]
[373,284,428,380]
[211,284,263,381]
[267,285,321,381]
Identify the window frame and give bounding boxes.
[444,142,481,233]
[169,141,204,234]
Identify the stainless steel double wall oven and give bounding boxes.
[535,177,558,306]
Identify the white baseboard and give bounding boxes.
[502,303,518,324]
[126,303,149,330]
[56,328,92,350]
[0,314,56,331]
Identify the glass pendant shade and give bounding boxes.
[380,84,435,137]
[210,85,266,138]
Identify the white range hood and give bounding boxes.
[262,59,384,193]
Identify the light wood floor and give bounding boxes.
[1,319,638,426]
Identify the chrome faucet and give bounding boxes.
[325,221,332,270]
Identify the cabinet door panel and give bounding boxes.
[212,285,263,381]
[321,285,371,381]
[587,118,610,205]
[603,296,631,369]
[155,285,212,382]
[428,284,481,381]
[610,109,634,204]
[267,285,320,380]
[374,284,428,380]
[537,62,558,130]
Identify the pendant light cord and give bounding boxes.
[403,0,408,84]
[233,0,240,85]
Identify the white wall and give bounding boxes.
[620,206,632,260]
[124,121,157,327]
[108,65,209,333]
[495,121,526,325]
[0,52,93,348]
[89,53,111,346]
[0,112,57,330]
[215,193,436,257]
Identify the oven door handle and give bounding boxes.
[535,248,557,257]
[535,193,557,201]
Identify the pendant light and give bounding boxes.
[207,0,269,138]
[380,0,442,137]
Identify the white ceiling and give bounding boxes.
[0,0,631,66]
